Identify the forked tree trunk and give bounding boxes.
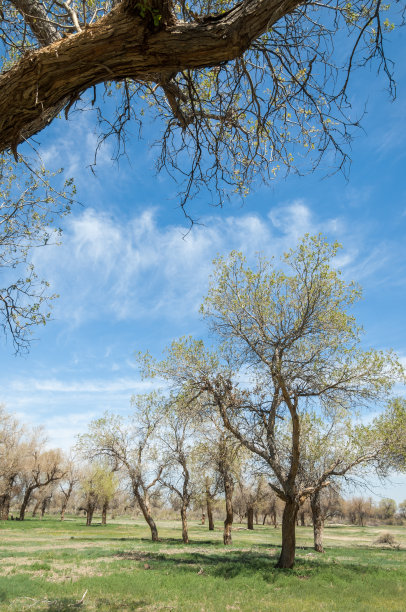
[310,491,325,553]
[247,506,254,530]
[86,504,95,526]
[276,499,299,569]
[223,476,234,545]
[101,500,109,525]
[60,483,74,521]
[181,505,189,544]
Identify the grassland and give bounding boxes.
[0,516,405,611]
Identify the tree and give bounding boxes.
[0,0,401,208]
[0,405,25,519]
[142,234,404,568]
[79,461,119,525]
[18,444,65,520]
[158,402,197,543]
[0,153,74,352]
[59,455,80,521]
[77,395,165,541]
[377,498,397,521]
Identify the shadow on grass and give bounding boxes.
[113,547,400,583]
[45,598,148,611]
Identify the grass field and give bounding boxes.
[1,516,405,611]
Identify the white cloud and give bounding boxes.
[32,198,392,330]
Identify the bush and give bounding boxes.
[374,532,399,547]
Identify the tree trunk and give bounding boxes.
[101,501,109,525]
[86,504,95,526]
[310,491,325,553]
[32,498,41,517]
[276,499,299,569]
[262,513,268,525]
[247,506,254,530]
[255,511,259,525]
[40,497,49,519]
[134,488,159,542]
[181,505,189,544]
[201,512,205,525]
[60,483,73,521]
[0,494,11,520]
[19,487,34,521]
[207,498,214,531]
[223,476,233,545]
[300,510,305,527]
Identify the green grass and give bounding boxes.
[0,517,405,611]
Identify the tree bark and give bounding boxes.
[310,490,325,553]
[0,476,16,520]
[86,504,95,526]
[276,499,299,569]
[19,487,35,521]
[0,0,303,153]
[101,500,109,525]
[207,498,214,531]
[180,504,189,544]
[247,506,254,530]
[134,489,159,541]
[223,476,234,545]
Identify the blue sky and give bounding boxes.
[0,23,405,503]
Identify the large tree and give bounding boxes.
[142,235,404,568]
[0,0,402,207]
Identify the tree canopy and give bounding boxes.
[0,0,403,207]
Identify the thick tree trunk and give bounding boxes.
[247,506,254,530]
[0,476,16,520]
[276,499,299,569]
[0,0,303,153]
[19,487,35,521]
[181,505,189,544]
[310,491,325,553]
[0,494,11,520]
[223,477,233,545]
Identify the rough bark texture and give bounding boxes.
[135,491,159,541]
[0,0,303,153]
[276,499,299,569]
[310,490,325,553]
